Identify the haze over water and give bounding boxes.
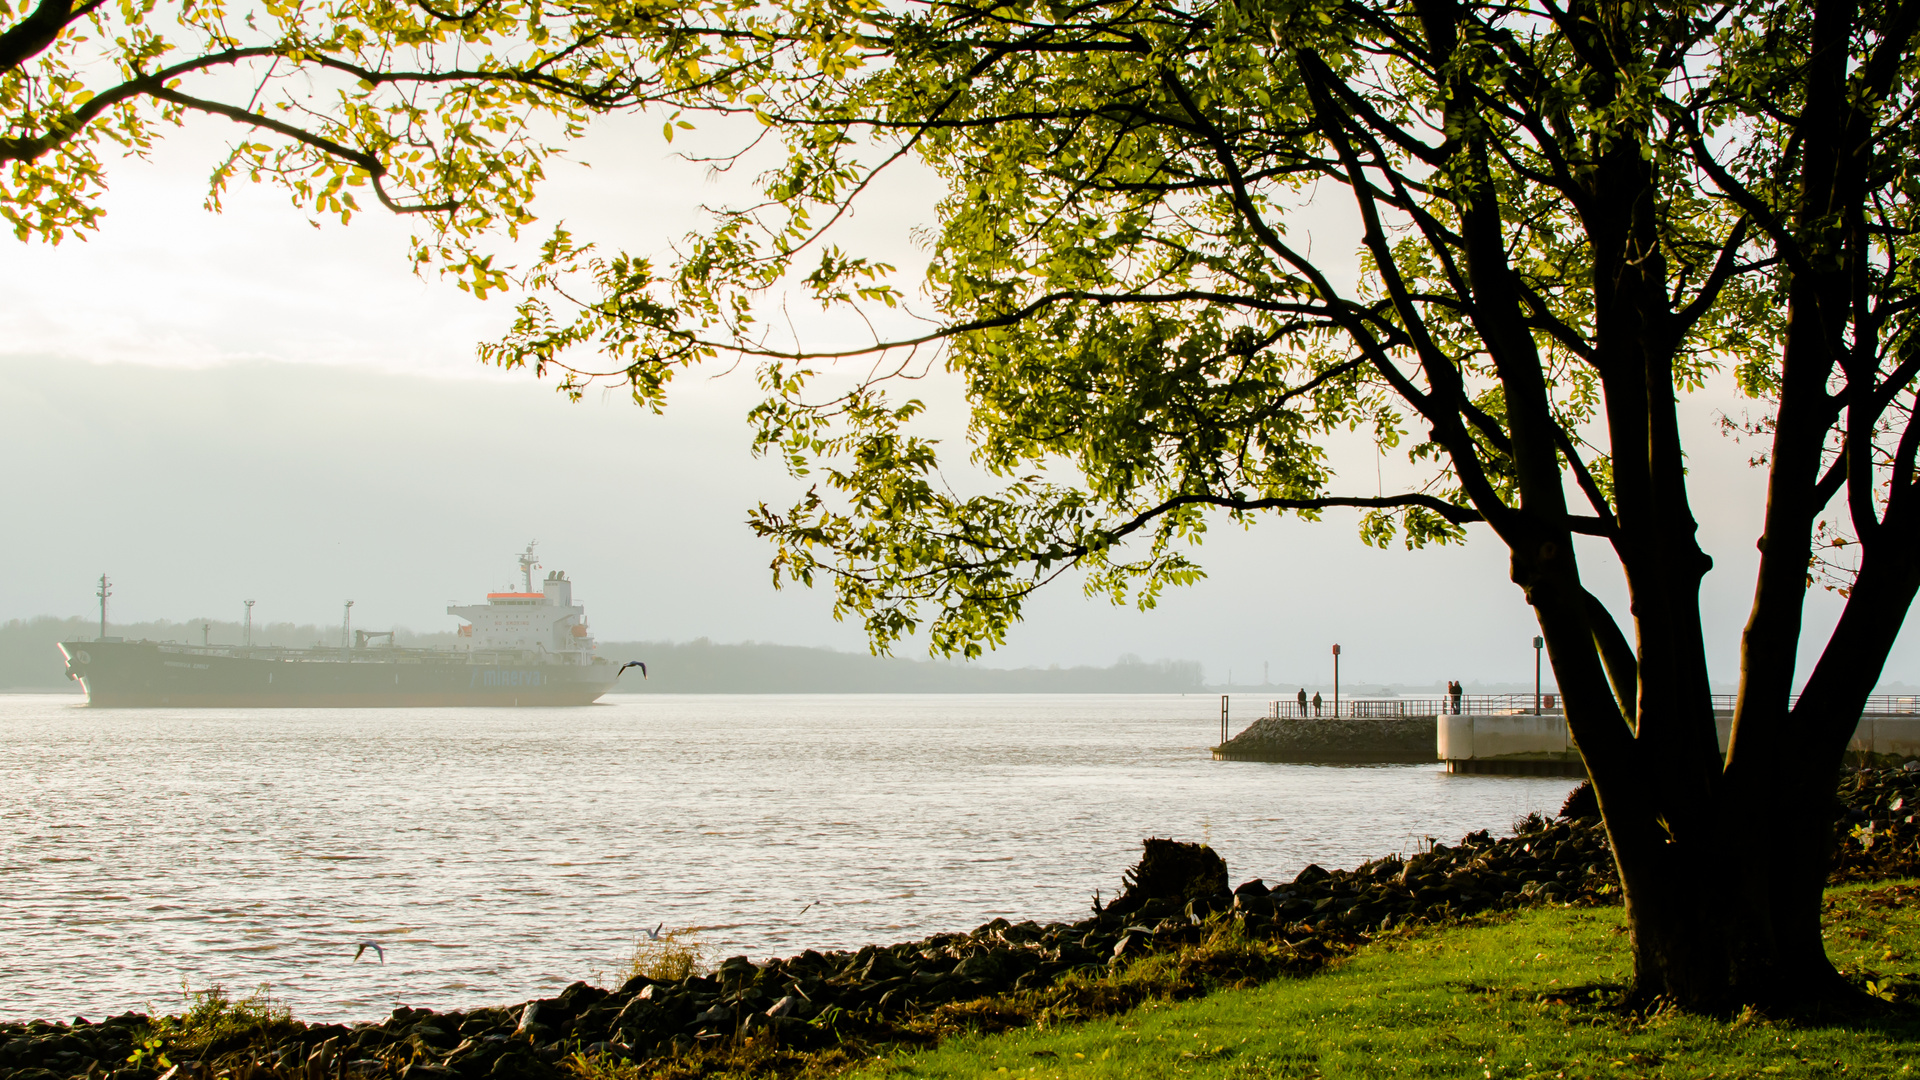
[1,693,1579,1023]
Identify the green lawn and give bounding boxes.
[851,884,1920,1080]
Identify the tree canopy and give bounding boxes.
[490,0,1920,1007]
[0,0,754,289]
[15,0,1919,1014]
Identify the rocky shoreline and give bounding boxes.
[4,765,1916,1080]
[1214,715,1436,763]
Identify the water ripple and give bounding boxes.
[1,692,1576,1023]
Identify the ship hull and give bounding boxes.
[60,640,622,707]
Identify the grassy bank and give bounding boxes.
[845,883,1920,1080]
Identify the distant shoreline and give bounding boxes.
[1,619,1206,695]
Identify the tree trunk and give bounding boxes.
[1595,720,1856,1008]
[1616,859,1841,1008]
[1446,0,1914,1014]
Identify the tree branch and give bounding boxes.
[1582,586,1639,725]
[1102,491,1483,544]
[147,86,459,214]
[0,0,104,72]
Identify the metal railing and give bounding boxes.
[1264,693,1558,719]
[1255,693,1920,720]
[1709,693,1920,716]
[1259,687,1559,714]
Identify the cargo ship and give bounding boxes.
[59,547,633,707]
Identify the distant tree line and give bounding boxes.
[594,640,1206,694]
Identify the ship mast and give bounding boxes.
[342,599,355,653]
[519,542,540,593]
[96,574,111,641]
[244,600,255,647]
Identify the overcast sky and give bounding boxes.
[3,114,1914,691]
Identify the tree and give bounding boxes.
[0,0,732,289]
[493,0,1919,1009]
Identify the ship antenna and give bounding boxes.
[520,541,540,593]
[96,573,111,641]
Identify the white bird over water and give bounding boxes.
[641,922,664,941]
[353,942,385,964]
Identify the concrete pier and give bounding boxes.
[1438,711,1920,775]
[1213,694,1920,772]
[1437,713,1583,776]
[1849,716,1920,759]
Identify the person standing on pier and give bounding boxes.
[1311,691,1323,717]
[1449,680,1463,714]
[1297,688,1308,717]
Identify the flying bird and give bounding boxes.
[618,661,648,678]
[798,902,817,916]
[353,941,385,964]
[642,922,664,941]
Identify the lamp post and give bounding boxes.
[1332,643,1341,717]
[1533,635,1544,715]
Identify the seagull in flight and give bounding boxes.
[618,661,648,678]
[641,922,664,941]
[353,942,385,964]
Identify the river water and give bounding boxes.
[0,692,1579,1023]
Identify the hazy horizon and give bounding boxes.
[9,352,1920,692]
[4,116,1917,692]
[13,611,1920,699]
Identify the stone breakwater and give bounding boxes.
[5,766,1917,1080]
[1214,715,1436,763]
[1830,762,1920,881]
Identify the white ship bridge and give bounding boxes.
[448,546,598,662]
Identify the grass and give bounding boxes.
[836,882,1920,1080]
[627,926,715,983]
[573,918,1340,1080]
[132,983,299,1067]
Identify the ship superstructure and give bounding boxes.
[59,546,629,707]
[448,546,599,661]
